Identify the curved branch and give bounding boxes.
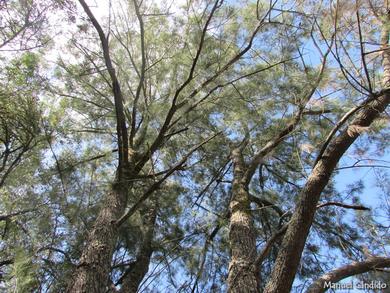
[306,256,390,293]
[244,42,332,183]
[317,201,370,211]
[249,194,284,217]
[37,246,74,265]
[78,0,129,172]
[313,94,378,167]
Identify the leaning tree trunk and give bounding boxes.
[263,92,390,293]
[227,148,259,293]
[263,11,390,293]
[67,182,128,293]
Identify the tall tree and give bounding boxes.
[0,0,389,292]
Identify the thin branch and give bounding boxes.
[302,109,332,115]
[255,224,288,266]
[315,16,369,95]
[78,0,129,173]
[249,194,284,217]
[264,165,302,189]
[129,0,146,147]
[191,219,225,293]
[0,208,36,222]
[356,7,373,93]
[317,201,370,211]
[244,42,332,183]
[169,58,295,130]
[313,93,380,167]
[193,159,232,206]
[37,246,74,264]
[335,164,390,170]
[116,132,221,226]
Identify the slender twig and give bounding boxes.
[317,201,370,210]
[129,0,147,147]
[356,8,372,93]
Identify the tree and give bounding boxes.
[0,0,389,292]
[263,1,390,291]
[0,0,53,51]
[0,52,42,188]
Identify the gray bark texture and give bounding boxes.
[67,184,128,293]
[227,148,259,293]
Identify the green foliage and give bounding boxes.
[8,248,38,292]
[0,0,389,292]
[0,52,43,188]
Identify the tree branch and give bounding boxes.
[129,0,146,147]
[264,87,390,292]
[317,201,370,211]
[0,208,36,222]
[255,224,288,267]
[78,0,129,174]
[116,132,221,226]
[244,42,332,183]
[249,194,284,217]
[306,256,390,293]
[356,7,373,93]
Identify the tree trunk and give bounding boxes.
[68,2,133,292]
[119,205,157,293]
[263,93,389,293]
[67,182,128,293]
[227,148,259,293]
[263,16,390,291]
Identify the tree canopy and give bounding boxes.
[0,0,389,292]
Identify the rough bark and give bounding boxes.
[67,2,131,292]
[119,205,157,293]
[225,63,327,291]
[263,93,389,293]
[67,183,128,293]
[263,12,390,292]
[306,256,390,293]
[227,148,259,293]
